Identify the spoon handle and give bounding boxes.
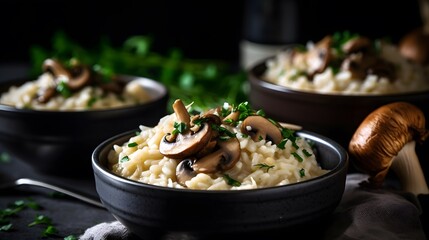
[14,178,105,208]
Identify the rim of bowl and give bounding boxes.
[92,129,349,195]
[0,74,169,115]
[248,56,429,99]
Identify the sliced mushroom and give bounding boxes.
[173,99,191,128]
[398,27,429,64]
[160,122,213,159]
[160,99,217,159]
[341,53,377,80]
[223,110,240,124]
[192,137,241,173]
[342,36,371,54]
[306,35,333,78]
[241,115,282,144]
[36,86,56,103]
[66,64,91,90]
[42,58,92,90]
[42,58,71,80]
[176,158,197,186]
[95,75,126,94]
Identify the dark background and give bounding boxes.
[0,0,423,66]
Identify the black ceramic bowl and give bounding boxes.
[0,75,168,178]
[92,129,348,239]
[248,58,429,173]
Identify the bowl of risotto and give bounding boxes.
[0,58,169,177]
[248,32,429,150]
[92,99,348,239]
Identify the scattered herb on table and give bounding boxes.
[1,199,78,239]
[0,152,10,163]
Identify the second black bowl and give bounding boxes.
[0,75,169,178]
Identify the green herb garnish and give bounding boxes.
[223,174,241,187]
[64,235,79,240]
[299,168,306,177]
[0,223,12,232]
[302,149,312,157]
[28,215,52,227]
[128,142,138,147]
[172,122,187,135]
[42,225,58,237]
[0,152,10,163]
[87,97,98,108]
[254,163,274,172]
[291,152,303,162]
[211,124,236,140]
[120,156,130,163]
[56,80,72,98]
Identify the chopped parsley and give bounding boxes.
[28,214,52,227]
[41,225,58,237]
[192,118,206,126]
[0,152,10,163]
[56,80,72,98]
[211,124,236,140]
[120,156,130,163]
[0,199,61,237]
[299,168,306,177]
[0,223,12,231]
[127,142,138,147]
[254,163,274,172]
[86,97,98,107]
[291,152,303,162]
[223,174,241,187]
[302,149,312,157]
[172,122,187,135]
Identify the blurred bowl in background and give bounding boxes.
[248,59,429,173]
[0,75,168,178]
[92,129,348,239]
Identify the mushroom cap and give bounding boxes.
[42,58,71,80]
[341,36,371,54]
[240,115,283,144]
[66,64,92,90]
[399,27,429,64]
[192,137,241,173]
[159,122,213,159]
[176,158,197,186]
[348,102,428,187]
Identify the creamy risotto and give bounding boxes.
[108,99,328,190]
[263,33,429,94]
[0,58,151,110]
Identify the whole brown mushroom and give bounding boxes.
[348,102,429,195]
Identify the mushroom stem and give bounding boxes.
[419,0,429,33]
[391,141,429,195]
[172,99,191,128]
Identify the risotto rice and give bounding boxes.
[0,59,151,110]
[263,33,429,94]
[108,100,328,190]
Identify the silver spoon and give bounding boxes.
[0,178,104,208]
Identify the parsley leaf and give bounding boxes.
[223,174,241,187]
[254,163,274,172]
